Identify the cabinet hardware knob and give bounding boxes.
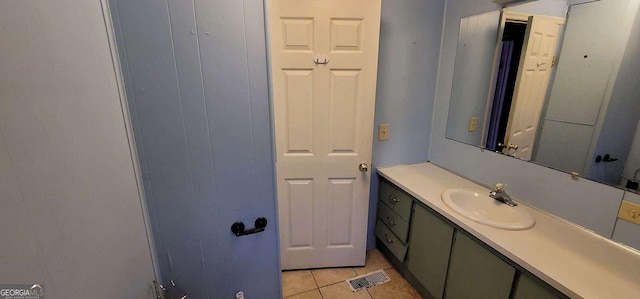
[389,196,400,203]
[384,234,395,244]
[387,217,396,226]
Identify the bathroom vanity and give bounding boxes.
[375,163,640,299]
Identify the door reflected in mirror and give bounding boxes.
[445,0,640,192]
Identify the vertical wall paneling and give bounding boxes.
[109,0,164,285]
[110,0,281,297]
[446,10,501,146]
[102,0,163,284]
[588,2,640,185]
[111,0,208,297]
[536,0,639,182]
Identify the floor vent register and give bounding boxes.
[346,269,391,292]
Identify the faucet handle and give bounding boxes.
[494,183,506,192]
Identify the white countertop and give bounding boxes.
[377,162,640,299]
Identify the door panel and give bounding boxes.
[331,19,364,51]
[284,69,315,154]
[283,18,314,50]
[330,70,360,152]
[286,179,315,248]
[328,178,356,246]
[270,0,382,269]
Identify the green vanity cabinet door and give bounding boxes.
[512,272,568,299]
[407,204,454,299]
[445,232,515,299]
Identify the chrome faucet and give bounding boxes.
[489,183,517,207]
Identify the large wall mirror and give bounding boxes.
[446,0,640,193]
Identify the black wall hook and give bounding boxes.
[231,217,268,237]
[595,154,619,163]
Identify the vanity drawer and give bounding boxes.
[379,180,413,221]
[375,219,408,261]
[378,201,410,243]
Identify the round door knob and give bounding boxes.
[498,143,518,150]
[359,163,369,172]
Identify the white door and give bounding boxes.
[268,0,381,269]
[504,15,563,160]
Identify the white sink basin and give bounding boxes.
[442,188,535,230]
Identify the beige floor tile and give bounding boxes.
[354,249,393,275]
[367,268,422,299]
[284,288,322,299]
[320,282,372,299]
[282,270,318,297]
[312,267,357,287]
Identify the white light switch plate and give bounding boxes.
[379,124,389,141]
[468,117,478,132]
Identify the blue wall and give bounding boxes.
[367,0,445,249]
[110,0,281,298]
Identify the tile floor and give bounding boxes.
[282,249,422,299]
